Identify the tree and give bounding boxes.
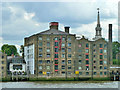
[1,44,18,56]
[112,41,120,59]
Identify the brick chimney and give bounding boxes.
[49,22,59,30]
[109,24,112,42]
[65,27,70,33]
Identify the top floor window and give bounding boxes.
[68,37,71,41]
[100,44,103,48]
[2,56,4,59]
[55,37,58,40]
[38,36,42,40]
[47,37,50,40]
[68,43,71,47]
[55,42,58,46]
[62,37,65,41]
[86,43,89,47]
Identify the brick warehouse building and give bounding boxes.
[24,9,113,78]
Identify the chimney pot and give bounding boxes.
[65,27,70,33]
[49,22,59,30]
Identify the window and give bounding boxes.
[55,48,58,52]
[86,49,89,53]
[78,55,82,58]
[47,48,50,52]
[94,61,96,63]
[79,60,82,64]
[93,49,96,52]
[39,71,42,74]
[2,56,4,59]
[68,37,71,41]
[94,55,96,58]
[100,44,103,48]
[55,65,58,70]
[62,54,65,58]
[86,66,89,70]
[39,54,42,57]
[94,66,96,69]
[86,43,89,47]
[104,72,107,75]
[100,55,103,59]
[39,48,42,52]
[47,37,50,40]
[47,66,50,70]
[47,42,50,47]
[62,72,65,74]
[104,44,107,48]
[47,54,50,58]
[62,43,65,47]
[68,54,71,58]
[54,54,58,58]
[1,67,4,70]
[68,48,71,52]
[55,42,58,46]
[38,36,42,40]
[68,72,71,75]
[104,50,107,53]
[104,55,107,58]
[93,44,96,47]
[39,42,42,46]
[62,65,65,69]
[100,66,102,69]
[94,72,97,75]
[100,49,103,53]
[104,66,107,69]
[100,61,103,65]
[78,49,82,52]
[39,66,42,70]
[55,60,58,64]
[68,60,71,64]
[100,72,103,75]
[86,72,89,75]
[55,37,58,40]
[79,72,82,75]
[68,43,71,47]
[2,61,4,64]
[62,48,65,52]
[68,66,71,69]
[47,60,50,63]
[104,61,107,64]
[62,37,65,41]
[78,66,82,70]
[86,55,89,59]
[62,60,65,64]
[39,60,42,64]
[86,61,89,64]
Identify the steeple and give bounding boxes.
[94,8,102,40]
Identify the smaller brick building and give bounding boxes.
[0,51,7,78]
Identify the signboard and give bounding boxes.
[75,70,79,75]
[43,72,46,75]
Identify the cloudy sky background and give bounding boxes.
[1,0,119,55]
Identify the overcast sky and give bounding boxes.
[1,0,119,54]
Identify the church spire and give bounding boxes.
[95,8,102,39]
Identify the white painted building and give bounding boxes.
[24,44,35,74]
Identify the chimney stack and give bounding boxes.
[65,27,70,33]
[49,22,59,30]
[109,24,112,42]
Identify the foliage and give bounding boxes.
[1,44,18,56]
[112,41,120,59]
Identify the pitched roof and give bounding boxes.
[37,29,69,35]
